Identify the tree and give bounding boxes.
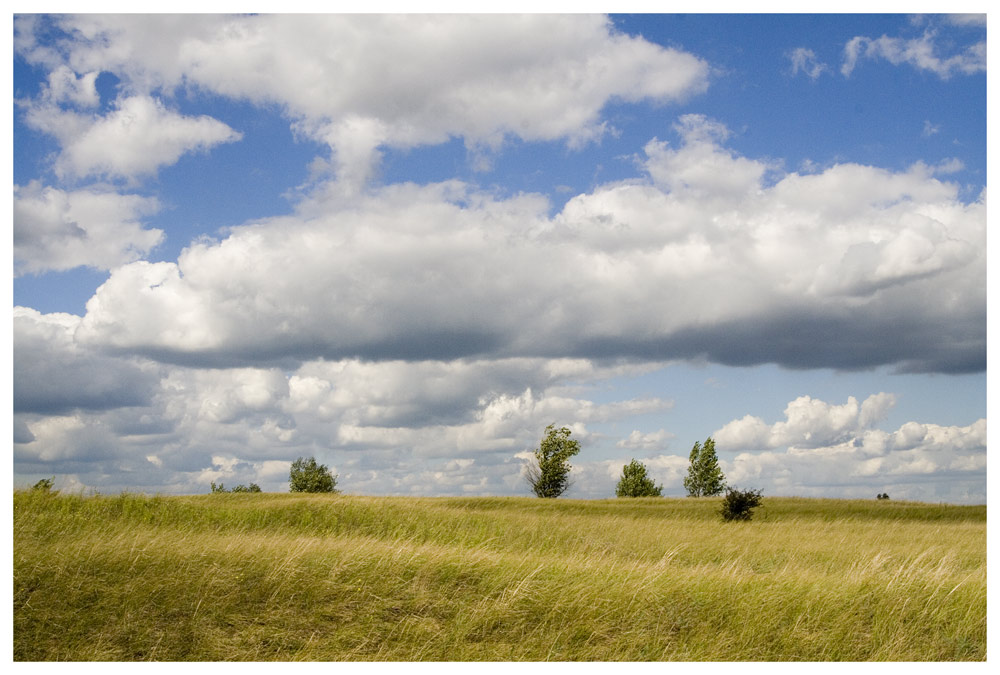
[525,424,580,498]
[683,436,726,497]
[615,459,663,497]
[289,457,338,493]
[31,477,55,493]
[720,487,763,521]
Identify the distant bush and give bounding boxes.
[211,482,262,493]
[615,459,663,497]
[289,457,338,493]
[720,487,763,521]
[877,493,890,500]
[31,477,55,493]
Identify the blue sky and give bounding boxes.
[10,12,987,502]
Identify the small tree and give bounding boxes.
[289,457,338,493]
[615,459,663,497]
[525,424,580,498]
[31,477,55,493]
[720,487,763,521]
[683,436,726,497]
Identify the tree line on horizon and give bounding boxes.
[190,424,884,516]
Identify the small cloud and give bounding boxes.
[947,14,986,27]
[922,120,940,137]
[932,158,964,175]
[788,47,828,80]
[616,428,675,451]
[841,30,985,79]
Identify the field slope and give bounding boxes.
[14,491,986,661]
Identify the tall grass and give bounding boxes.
[14,491,985,661]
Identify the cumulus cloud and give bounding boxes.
[722,418,985,502]
[71,116,984,374]
[715,393,897,451]
[14,14,709,187]
[41,65,100,108]
[12,348,674,495]
[13,307,160,414]
[23,95,242,180]
[712,393,985,502]
[841,30,985,79]
[14,181,163,274]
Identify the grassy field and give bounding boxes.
[13,490,986,661]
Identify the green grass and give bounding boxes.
[13,490,985,661]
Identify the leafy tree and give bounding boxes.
[683,436,726,497]
[720,487,763,521]
[615,459,663,497]
[525,424,580,498]
[31,477,55,493]
[877,492,890,500]
[289,457,338,493]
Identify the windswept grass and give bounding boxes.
[14,491,985,661]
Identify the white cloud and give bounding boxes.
[14,181,163,274]
[721,417,985,502]
[788,47,828,79]
[841,31,985,79]
[711,392,985,501]
[23,95,242,180]
[922,120,940,137]
[946,14,986,27]
[15,14,709,187]
[42,65,100,108]
[12,350,678,495]
[71,116,984,374]
[716,393,896,451]
[616,429,675,451]
[13,306,160,414]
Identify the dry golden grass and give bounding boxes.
[14,491,985,661]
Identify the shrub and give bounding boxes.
[211,482,262,493]
[720,487,763,521]
[289,457,338,493]
[877,492,890,500]
[31,477,55,493]
[615,459,663,497]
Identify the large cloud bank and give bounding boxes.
[12,14,985,502]
[72,115,985,374]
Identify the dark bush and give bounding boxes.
[720,487,763,521]
[877,492,890,500]
[31,477,55,493]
